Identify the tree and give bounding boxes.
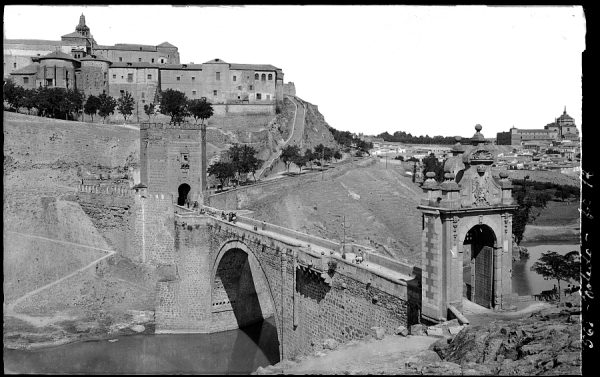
[3,79,26,111]
[84,95,101,122]
[333,149,342,161]
[304,148,315,169]
[422,153,444,182]
[530,250,580,301]
[281,145,301,172]
[143,102,156,121]
[22,89,37,115]
[187,97,214,125]
[66,89,85,120]
[117,91,135,121]
[159,89,188,125]
[228,144,262,182]
[97,93,117,123]
[293,154,308,173]
[208,161,236,187]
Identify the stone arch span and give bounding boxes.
[210,239,282,357]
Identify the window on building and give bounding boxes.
[238,96,241,99]
[46,78,53,86]
[256,93,262,100]
[180,153,189,169]
[127,73,133,82]
[147,74,152,79]
[104,72,107,80]
[249,85,253,90]
[141,92,145,98]
[119,57,123,62]
[233,75,237,81]
[192,76,195,81]
[237,86,242,90]
[139,47,142,51]
[138,58,142,62]
[113,74,116,79]
[216,72,220,80]
[142,99,145,103]
[120,90,125,95]
[255,73,259,80]
[13,62,17,68]
[192,90,197,95]
[152,58,155,63]
[23,77,29,84]
[161,59,164,63]
[267,94,270,100]
[261,74,266,81]
[268,73,273,80]
[177,76,180,81]
[213,90,218,96]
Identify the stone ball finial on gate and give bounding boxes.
[475,124,482,132]
[499,171,509,179]
[426,172,436,179]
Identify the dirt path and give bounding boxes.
[272,335,439,374]
[4,231,116,323]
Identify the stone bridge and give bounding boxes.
[149,201,420,360]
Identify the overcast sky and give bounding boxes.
[4,5,585,138]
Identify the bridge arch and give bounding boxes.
[210,239,282,358]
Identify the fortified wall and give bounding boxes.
[73,184,174,265]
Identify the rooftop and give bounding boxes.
[9,62,39,75]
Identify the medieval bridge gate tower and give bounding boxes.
[418,125,518,323]
[140,122,208,205]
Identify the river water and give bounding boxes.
[4,317,280,374]
[512,243,580,296]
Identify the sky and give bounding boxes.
[4,5,586,138]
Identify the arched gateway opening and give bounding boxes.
[177,183,191,206]
[211,245,280,364]
[463,225,496,308]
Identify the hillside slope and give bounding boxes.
[246,159,424,264]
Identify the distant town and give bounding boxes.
[361,107,580,181]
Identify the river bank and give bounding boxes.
[521,221,580,244]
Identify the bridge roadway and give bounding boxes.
[175,204,414,284]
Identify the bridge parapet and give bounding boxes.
[175,204,417,291]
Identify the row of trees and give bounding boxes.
[4,79,84,120]
[208,144,263,187]
[281,144,343,173]
[328,127,373,154]
[4,80,214,125]
[158,89,214,125]
[377,131,459,144]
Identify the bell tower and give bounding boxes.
[418,125,518,323]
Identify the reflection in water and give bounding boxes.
[512,244,579,296]
[4,317,279,374]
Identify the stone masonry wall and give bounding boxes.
[157,213,411,360]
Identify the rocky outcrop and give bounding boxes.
[432,306,582,375]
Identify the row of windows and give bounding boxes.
[118,57,165,64]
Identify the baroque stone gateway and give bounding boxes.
[74,124,515,360]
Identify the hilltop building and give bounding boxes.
[4,14,285,118]
[496,108,580,146]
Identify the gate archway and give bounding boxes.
[463,224,496,308]
[177,183,191,206]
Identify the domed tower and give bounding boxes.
[418,124,518,324]
[76,14,91,37]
